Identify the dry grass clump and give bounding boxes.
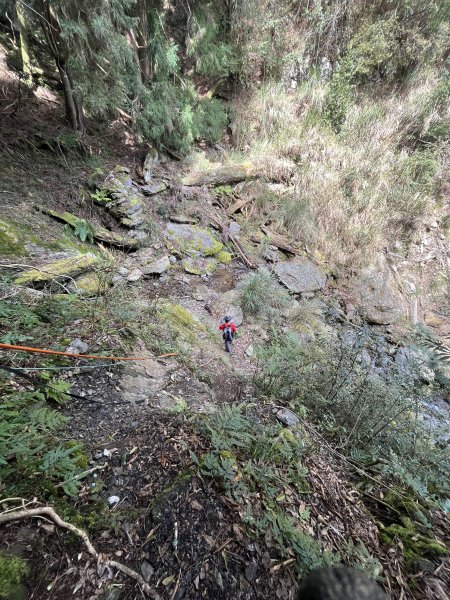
[230,70,449,268]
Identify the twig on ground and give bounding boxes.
[0,505,160,598]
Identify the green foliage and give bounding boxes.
[90,189,110,204]
[136,81,227,154]
[187,2,236,78]
[193,405,333,573]
[238,269,290,318]
[254,330,450,502]
[71,219,95,244]
[193,98,228,143]
[0,301,41,344]
[324,16,400,130]
[0,552,29,600]
[0,380,84,496]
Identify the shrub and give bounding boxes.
[254,330,450,502]
[237,269,290,318]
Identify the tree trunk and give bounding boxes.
[181,162,256,187]
[16,1,33,84]
[35,0,85,132]
[136,0,151,82]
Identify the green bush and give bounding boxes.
[193,98,228,143]
[238,269,290,318]
[254,330,450,502]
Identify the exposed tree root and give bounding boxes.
[0,505,160,599]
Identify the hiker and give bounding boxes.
[219,316,237,354]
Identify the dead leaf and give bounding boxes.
[162,575,175,586]
[191,500,204,511]
[233,523,243,541]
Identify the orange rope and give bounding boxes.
[0,343,177,361]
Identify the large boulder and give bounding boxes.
[211,289,244,327]
[164,223,223,257]
[352,257,404,325]
[274,260,326,294]
[14,253,96,284]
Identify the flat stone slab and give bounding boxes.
[14,253,96,284]
[141,180,167,195]
[274,260,326,294]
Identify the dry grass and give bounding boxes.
[230,71,449,267]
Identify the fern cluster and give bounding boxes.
[193,405,334,573]
[0,380,83,497]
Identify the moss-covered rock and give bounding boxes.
[182,257,218,276]
[14,253,97,284]
[0,219,26,256]
[70,272,109,296]
[0,552,29,600]
[165,223,223,257]
[158,301,207,345]
[217,251,233,264]
[380,517,448,569]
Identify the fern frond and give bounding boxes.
[29,407,69,431]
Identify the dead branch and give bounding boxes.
[208,214,256,269]
[181,162,256,187]
[0,505,160,598]
[227,196,253,215]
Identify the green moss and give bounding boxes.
[71,272,108,296]
[0,219,26,256]
[217,251,232,264]
[0,552,29,600]
[182,257,218,275]
[158,301,207,346]
[65,441,89,469]
[165,224,223,257]
[14,253,97,284]
[380,517,449,569]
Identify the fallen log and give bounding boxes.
[181,161,256,187]
[259,226,300,255]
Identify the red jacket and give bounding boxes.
[219,323,237,333]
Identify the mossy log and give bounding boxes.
[181,162,256,187]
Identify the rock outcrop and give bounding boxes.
[274,260,326,294]
[100,166,146,228]
[351,256,404,325]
